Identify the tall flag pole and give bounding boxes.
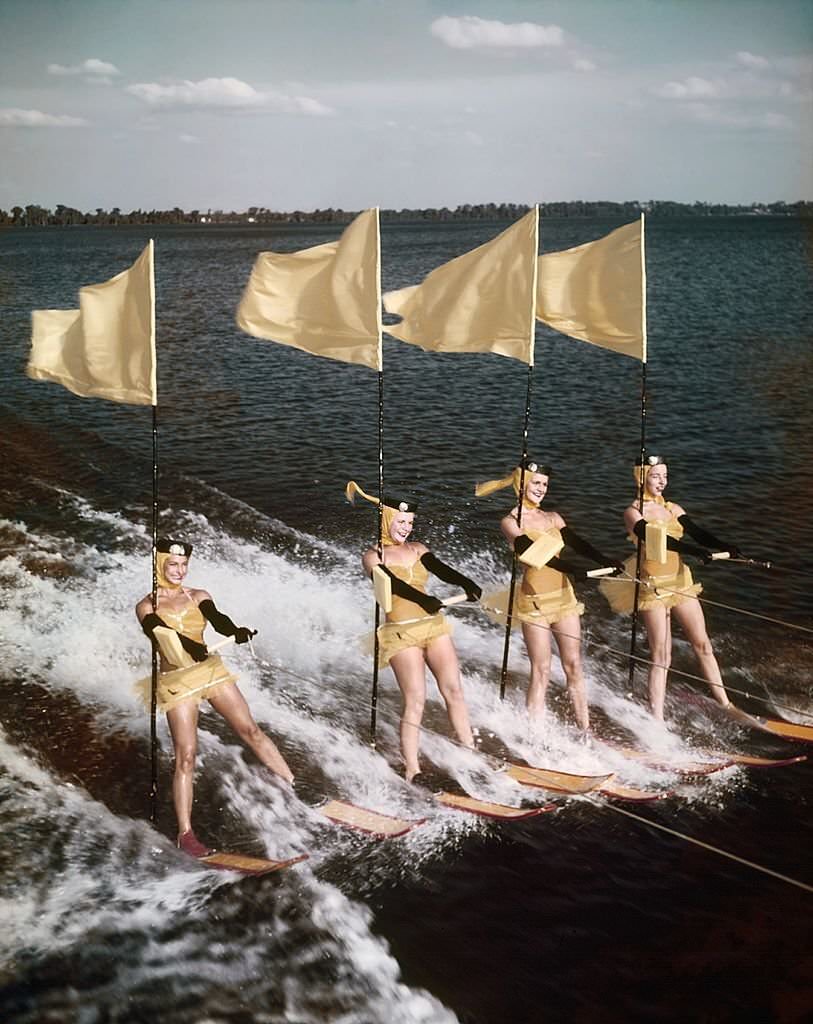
[536,213,647,691]
[371,368,384,743]
[236,208,384,742]
[27,239,159,817]
[627,215,648,691]
[384,206,540,699]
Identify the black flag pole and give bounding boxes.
[370,369,385,745]
[627,212,648,695]
[626,361,648,692]
[149,403,159,822]
[498,362,534,700]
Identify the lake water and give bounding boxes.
[1,215,812,1023]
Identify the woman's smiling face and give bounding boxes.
[524,472,549,505]
[388,511,415,544]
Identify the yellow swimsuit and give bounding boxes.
[486,527,585,630]
[375,559,452,668]
[134,591,238,713]
[600,502,702,614]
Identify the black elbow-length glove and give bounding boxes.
[561,526,623,572]
[198,599,256,644]
[421,552,482,602]
[677,514,741,558]
[379,566,444,615]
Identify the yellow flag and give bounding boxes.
[236,208,382,371]
[27,241,157,405]
[536,217,646,362]
[383,207,539,365]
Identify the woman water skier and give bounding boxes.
[136,538,293,857]
[347,482,481,783]
[600,455,740,719]
[476,460,621,733]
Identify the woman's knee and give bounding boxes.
[691,635,714,659]
[402,695,425,721]
[236,719,263,746]
[175,744,197,774]
[560,653,582,679]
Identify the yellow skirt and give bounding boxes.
[483,583,584,630]
[373,613,453,668]
[133,654,238,714]
[599,553,703,615]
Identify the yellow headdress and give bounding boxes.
[155,537,192,590]
[345,481,419,546]
[475,460,553,510]
[633,455,667,505]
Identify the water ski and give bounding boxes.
[597,779,668,803]
[436,792,558,820]
[619,744,807,771]
[318,798,425,838]
[733,711,813,744]
[686,694,813,744]
[607,744,736,777]
[697,749,807,768]
[197,851,309,876]
[505,763,614,794]
[506,760,665,802]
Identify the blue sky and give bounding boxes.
[1,0,810,210]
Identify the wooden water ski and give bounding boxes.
[697,749,807,768]
[609,745,735,777]
[199,851,309,876]
[597,779,667,802]
[505,763,614,794]
[740,714,813,744]
[319,799,425,838]
[436,792,557,819]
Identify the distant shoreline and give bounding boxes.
[2,199,810,228]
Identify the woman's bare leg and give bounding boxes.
[389,646,428,781]
[640,606,671,719]
[550,614,589,731]
[671,598,731,708]
[167,699,200,836]
[208,683,294,783]
[425,634,474,749]
[522,622,553,723]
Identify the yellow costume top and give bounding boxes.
[485,527,585,629]
[386,559,432,622]
[600,502,702,614]
[155,595,207,647]
[134,591,237,714]
[374,559,451,668]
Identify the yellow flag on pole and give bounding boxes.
[383,207,539,365]
[236,208,382,371]
[536,216,646,362]
[27,241,157,404]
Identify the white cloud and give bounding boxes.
[682,102,792,130]
[572,58,596,73]
[656,76,723,99]
[736,51,770,71]
[179,133,201,144]
[430,15,564,50]
[0,108,88,127]
[463,129,484,146]
[126,76,332,115]
[47,58,120,78]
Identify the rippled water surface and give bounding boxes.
[1,216,812,1023]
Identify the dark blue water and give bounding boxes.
[1,217,812,1023]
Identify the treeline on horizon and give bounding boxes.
[2,198,811,227]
